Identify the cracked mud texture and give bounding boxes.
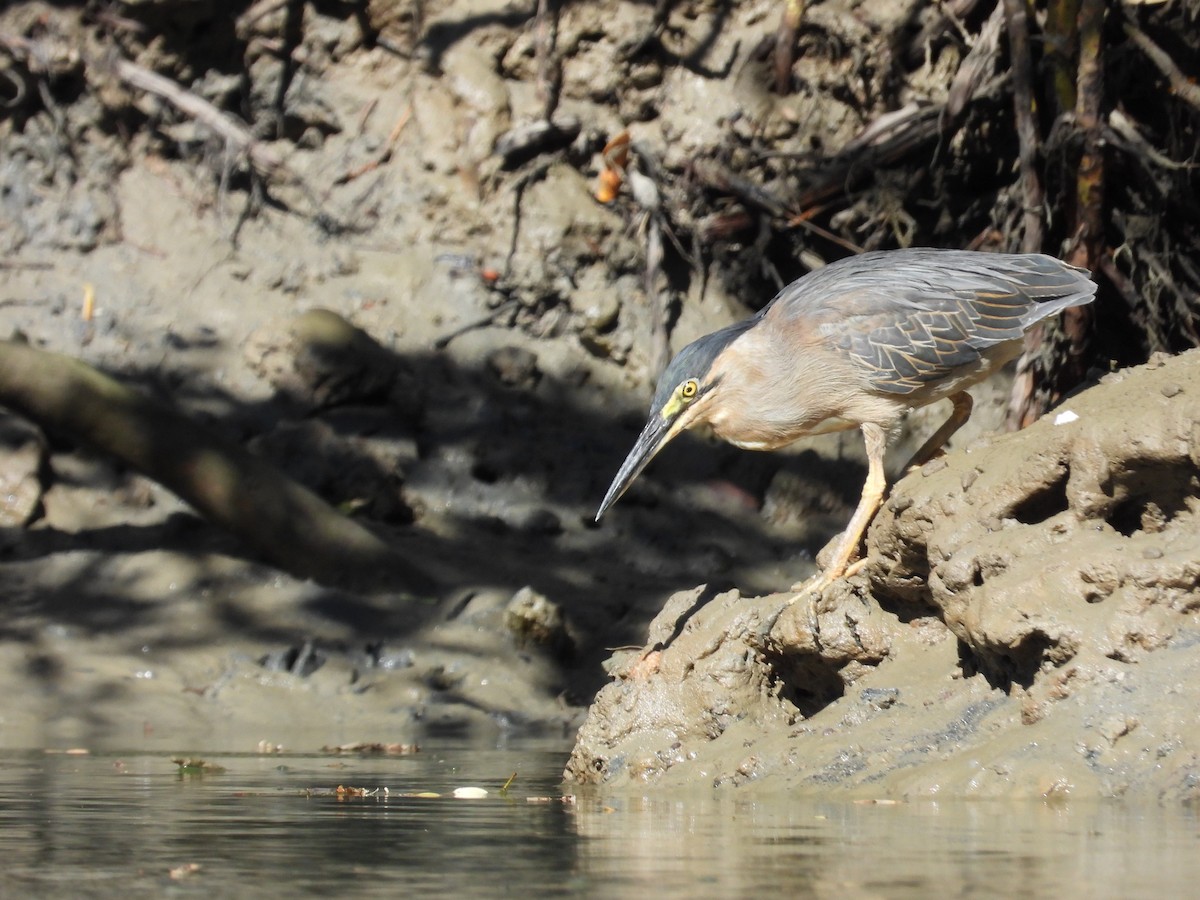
[566,349,1200,799]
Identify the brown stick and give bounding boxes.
[1043,0,1080,114]
[0,340,435,594]
[773,0,806,95]
[1054,0,1103,402]
[1124,21,1200,114]
[1003,0,1044,253]
[333,105,412,185]
[1002,0,1048,428]
[1072,0,1105,263]
[645,214,670,378]
[107,58,289,180]
[946,3,1004,122]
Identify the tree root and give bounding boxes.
[0,340,436,595]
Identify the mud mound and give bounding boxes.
[567,349,1200,798]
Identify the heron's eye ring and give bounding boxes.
[681,379,699,400]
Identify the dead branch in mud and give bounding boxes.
[1009,0,1104,428]
[1044,0,1080,113]
[1123,21,1200,115]
[332,105,412,186]
[693,92,989,256]
[0,340,436,594]
[1073,0,1105,263]
[773,0,806,96]
[946,2,1004,122]
[1002,0,1045,253]
[106,57,289,180]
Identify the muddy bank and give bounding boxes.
[567,349,1200,799]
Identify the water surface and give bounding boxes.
[1,745,1197,897]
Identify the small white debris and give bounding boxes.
[1053,410,1079,426]
[452,786,489,799]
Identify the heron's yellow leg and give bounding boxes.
[904,391,973,471]
[791,422,888,600]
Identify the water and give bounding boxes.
[1,745,1198,897]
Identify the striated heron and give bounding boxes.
[596,248,1097,592]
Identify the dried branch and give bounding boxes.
[106,57,289,180]
[1124,21,1200,114]
[1073,0,1105,261]
[773,0,806,95]
[1043,0,1080,113]
[1003,0,1045,252]
[332,105,412,185]
[946,2,1004,122]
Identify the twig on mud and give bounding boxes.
[0,31,79,76]
[700,27,1010,259]
[773,0,806,95]
[1123,21,1200,115]
[1107,109,1194,174]
[1072,0,1105,262]
[268,0,305,138]
[1002,0,1045,253]
[693,160,790,218]
[100,55,346,234]
[907,0,986,63]
[434,299,520,350]
[644,212,669,376]
[0,66,24,108]
[694,159,865,254]
[945,2,1004,122]
[787,208,864,255]
[332,105,412,185]
[625,167,671,376]
[1055,0,1102,395]
[106,57,287,179]
[794,101,956,211]
[504,159,555,275]
[92,9,146,36]
[0,258,53,271]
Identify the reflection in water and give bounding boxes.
[0,748,1197,897]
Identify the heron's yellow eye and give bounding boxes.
[680,379,699,400]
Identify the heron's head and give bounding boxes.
[596,320,755,520]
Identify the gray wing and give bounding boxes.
[764,249,1097,396]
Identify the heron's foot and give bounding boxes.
[788,569,834,602]
[787,558,868,602]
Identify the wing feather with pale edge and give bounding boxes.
[763,250,1097,396]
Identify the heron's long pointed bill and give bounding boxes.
[595,414,676,521]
